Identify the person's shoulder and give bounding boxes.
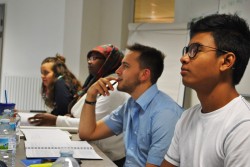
[171,104,201,127]
[238,96,250,113]
[227,96,250,121]
[154,90,181,107]
[182,104,201,116]
[157,90,174,99]
[55,77,66,85]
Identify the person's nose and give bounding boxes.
[87,59,93,64]
[115,65,122,75]
[180,54,190,64]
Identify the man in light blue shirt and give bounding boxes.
[79,43,183,167]
[104,84,182,166]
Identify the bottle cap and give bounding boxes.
[60,150,74,157]
[0,119,10,123]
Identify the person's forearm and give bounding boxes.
[78,94,98,140]
[79,77,116,140]
[146,163,159,167]
[160,160,176,167]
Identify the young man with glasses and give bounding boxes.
[161,14,250,167]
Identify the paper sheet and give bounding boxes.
[21,129,71,142]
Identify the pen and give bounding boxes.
[98,81,117,96]
[107,81,117,90]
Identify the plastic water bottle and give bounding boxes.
[52,150,80,167]
[12,112,21,144]
[2,109,21,144]
[0,119,16,167]
[1,109,12,119]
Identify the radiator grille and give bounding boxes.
[2,75,46,110]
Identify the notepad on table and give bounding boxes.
[21,128,102,160]
[24,140,102,159]
[21,128,72,141]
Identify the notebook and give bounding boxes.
[21,129,72,141]
[24,140,102,159]
[21,128,102,160]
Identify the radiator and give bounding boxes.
[2,75,46,111]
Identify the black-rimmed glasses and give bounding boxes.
[182,43,229,59]
[87,56,105,62]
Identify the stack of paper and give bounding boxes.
[21,129,102,160]
[21,129,72,141]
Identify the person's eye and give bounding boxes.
[123,64,129,69]
[43,72,49,76]
[192,47,200,54]
[197,47,202,52]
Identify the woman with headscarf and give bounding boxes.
[28,44,129,167]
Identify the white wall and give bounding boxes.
[79,0,101,83]
[175,0,220,23]
[0,0,83,101]
[1,0,64,77]
[79,0,131,82]
[63,0,83,77]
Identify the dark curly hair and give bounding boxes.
[41,54,82,109]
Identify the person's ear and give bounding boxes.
[220,52,236,71]
[140,68,151,81]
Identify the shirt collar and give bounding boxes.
[135,84,159,111]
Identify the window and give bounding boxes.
[134,0,175,23]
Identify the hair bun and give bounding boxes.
[55,53,66,63]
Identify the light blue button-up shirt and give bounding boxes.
[103,84,183,166]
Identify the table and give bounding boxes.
[15,134,117,167]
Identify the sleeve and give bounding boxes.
[224,121,250,167]
[51,79,74,116]
[56,87,128,128]
[69,88,123,121]
[56,116,79,127]
[147,108,181,166]
[70,95,86,118]
[103,102,128,135]
[99,86,129,135]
